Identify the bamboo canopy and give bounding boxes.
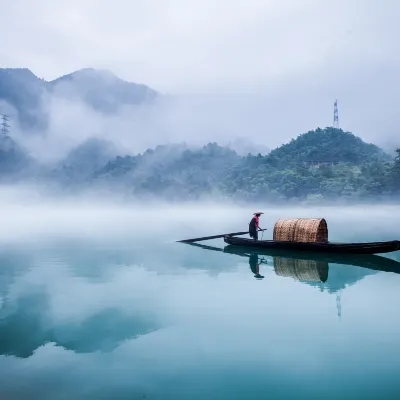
[273,218,328,243]
[273,256,329,282]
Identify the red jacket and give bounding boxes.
[254,215,259,229]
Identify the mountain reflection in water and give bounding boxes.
[0,291,160,358]
[1,241,400,362]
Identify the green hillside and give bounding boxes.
[268,127,391,166]
[0,120,399,201]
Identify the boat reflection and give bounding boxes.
[245,252,328,282]
[190,243,400,319]
[188,242,400,288]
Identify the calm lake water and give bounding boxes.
[0,203,400,399]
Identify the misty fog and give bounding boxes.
[2,0,400,164]
[4,78,399,165]
[0,186,398,246]
[1,2,399,215]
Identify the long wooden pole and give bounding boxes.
[177,231,249,243]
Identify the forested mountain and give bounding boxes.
[219,128,396,201]
[0,119,399,202]
[81,128,398,201]
[1,65,397,201]
[0,68,47,128]
[91,142,239,198]
[0,135,36,180]
[48,68,158,113]
[48,138,120,184]
[0,68,159,128]
[267,127,390,166]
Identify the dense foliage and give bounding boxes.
[1,127,399,202]
[267,128,390,166]
[84,128,398,202]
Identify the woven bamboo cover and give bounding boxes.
[273,218,328,243]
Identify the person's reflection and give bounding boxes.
[249,253,265,279]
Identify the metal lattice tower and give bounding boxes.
[0,113,10,135]
[333,99,339,129]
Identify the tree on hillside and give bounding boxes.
[388,148,400,193]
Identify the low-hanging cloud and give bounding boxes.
[10,87,278,163]
[1,0,400,162]
[12,80,399,165]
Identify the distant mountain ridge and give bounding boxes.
[0,66,398,201]
[48,68,158,113]
[0,67,159,128]
[0,125,398,201]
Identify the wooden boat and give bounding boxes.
[223,235,400,255]
[178,217,400,256]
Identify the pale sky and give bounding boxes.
[1,0,398,93]
[1,0,400,154]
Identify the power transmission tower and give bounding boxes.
[333,99,339,129]
[0,113,10,135]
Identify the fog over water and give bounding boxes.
[0,192,400,398]
[0,186,398,246]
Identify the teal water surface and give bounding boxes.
[0,205,400,399]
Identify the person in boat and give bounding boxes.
[249,212,264,240]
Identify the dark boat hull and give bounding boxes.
[223,235,400,255]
